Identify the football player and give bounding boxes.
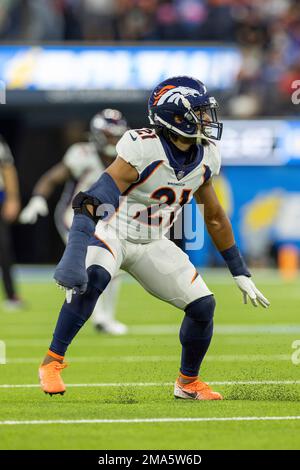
[20,109,128,335]
[38,77,270,399]
[0,136,22,309]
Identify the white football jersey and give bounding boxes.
[59,142,106,230]
[109,128,221,243]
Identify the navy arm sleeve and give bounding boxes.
[54,172,121,291]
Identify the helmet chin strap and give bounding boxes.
[200,126,213,138]
[184,106,207,142]
[154,114,207,141]
[196,135,207,144]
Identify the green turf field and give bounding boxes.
[0,269,299,450]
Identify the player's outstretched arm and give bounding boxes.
[54,157,138,298]
[19,163,71,224]
[1,162,21,223]
[195,180,270,308]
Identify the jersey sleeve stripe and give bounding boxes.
[123,160,163,196]
[89,234,116,259]
[191,270,199,284]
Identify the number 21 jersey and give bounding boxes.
[109,128,221,243]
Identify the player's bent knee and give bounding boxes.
[87,265,111,293]
[185,295,216,323]
[65,266,111,322]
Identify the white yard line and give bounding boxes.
[0,380,299,389]
[3,265,273,275]
[3,324,300,344]
[1,416,300,426]
[3,353,292,364]
[14,265,300,284]
[129,325,300,335]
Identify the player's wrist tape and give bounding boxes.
[72,172,121,223]
[72,192,101,223]
[220,244,251,277]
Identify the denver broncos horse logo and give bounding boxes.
[153,85,204,106]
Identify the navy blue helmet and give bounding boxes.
[148,76,223,141]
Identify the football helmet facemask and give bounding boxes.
[148,76,223,141]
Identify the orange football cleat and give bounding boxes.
[174,378,223,400]
[39,361,67,396]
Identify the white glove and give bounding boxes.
[234,275,270,308]
[19,196,49,224]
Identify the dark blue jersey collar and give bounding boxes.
[159,134,204,180]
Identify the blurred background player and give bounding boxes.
[0,135,22,310]
[19,109,128,334]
